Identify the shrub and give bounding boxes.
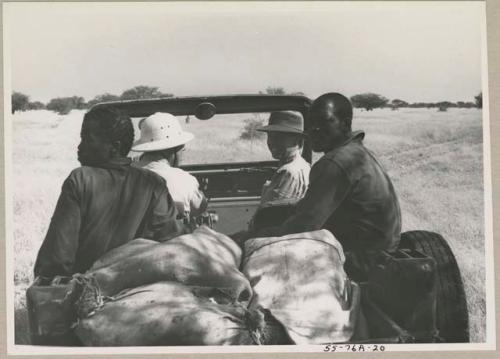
[264,87,286,95]
[120,86,173,100]
[475,92,482,109]
[87,93,120,107]
[46,96,87,115]
[26,101,45,110]
[240,117,266,140]
[350,93,388,111]
[391,99,408,108]
[12,92,30,113]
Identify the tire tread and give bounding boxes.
[399,230,469,342]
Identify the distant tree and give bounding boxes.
[11,92,30,113]
[264,87,286,95]
[350,93,389,111]
[457,101,475,109]
[391,99,408,108]
[120,86,173,100]
[436,101,456,109]
[27,101,45,110]
[46,96,86,115]
[475,92,482,109]
[258,87,306,96]
[464,102,476,108]
[240,117,266,140]
[87,93,120,107]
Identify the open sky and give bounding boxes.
[4,1,485,104]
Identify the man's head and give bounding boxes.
[266,132,303,160]
[308,93,353,153]
[257,111,305,160]
[78,107,134,166]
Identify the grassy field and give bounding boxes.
[11,107,487,343]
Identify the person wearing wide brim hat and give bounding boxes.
[132,112,207,219]
[255,111,311,208]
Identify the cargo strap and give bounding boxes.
[72,274,105,319]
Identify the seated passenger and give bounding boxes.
[253,93,402,254]
[132,113,207,219]
[34,108,184,278]
[257,111,310,207]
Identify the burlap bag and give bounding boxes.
[75,281,263,346]
[242,229,362,344]
[83,226,251,302]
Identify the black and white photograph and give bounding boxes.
[3,0,495,354]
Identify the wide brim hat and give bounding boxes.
[132,112,194,152]
[257,111,306,136]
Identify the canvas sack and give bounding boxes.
[84,226,252,302]
[75,281,262,346]
[242,229,362,344]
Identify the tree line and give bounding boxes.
[12,86,483,115]
[257,87,482,111]
[11,86,174,115]
[350,92,482,111]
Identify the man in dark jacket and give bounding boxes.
[253,93,401,253]
[34,107,184,278]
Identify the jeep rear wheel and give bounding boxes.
[399,231,469,342]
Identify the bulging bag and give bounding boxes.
[75,281,261,346]
[84,226,252,302]
[242,229,362,344]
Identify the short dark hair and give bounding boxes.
[83,107,134,156]
[313,92,353,132]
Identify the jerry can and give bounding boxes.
[26,276,81,346]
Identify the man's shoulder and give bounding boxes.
[70,164,166,186]
[129,164,168,186]
[322,140,370,171]
[278,155,311,175]
[144,162,199,187]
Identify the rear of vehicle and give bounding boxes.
[26,94,469,345]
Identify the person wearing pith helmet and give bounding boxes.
[256,111,311,207]
[133,112,207,219]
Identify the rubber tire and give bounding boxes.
[399,231,469,343]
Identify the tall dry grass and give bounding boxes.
[10,107,487,343]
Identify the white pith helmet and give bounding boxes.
[132,112,194,152]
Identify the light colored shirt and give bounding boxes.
[260,150,311,207]
[135,158,207,218]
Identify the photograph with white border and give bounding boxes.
[3,0,495,354]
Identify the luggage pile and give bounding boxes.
[28,226,364,346]
[72,226,262,346]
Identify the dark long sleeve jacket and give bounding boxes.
[34,158,184,277]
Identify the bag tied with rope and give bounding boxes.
[74,281,264,346]
[83,226,252,302]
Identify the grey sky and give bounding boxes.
[5,1,485,103]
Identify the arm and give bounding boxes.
[189,187,208,217]
[263,169,302,203]
[254,159,352,237]
[139,185,186,242]
[34,174,81,278]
